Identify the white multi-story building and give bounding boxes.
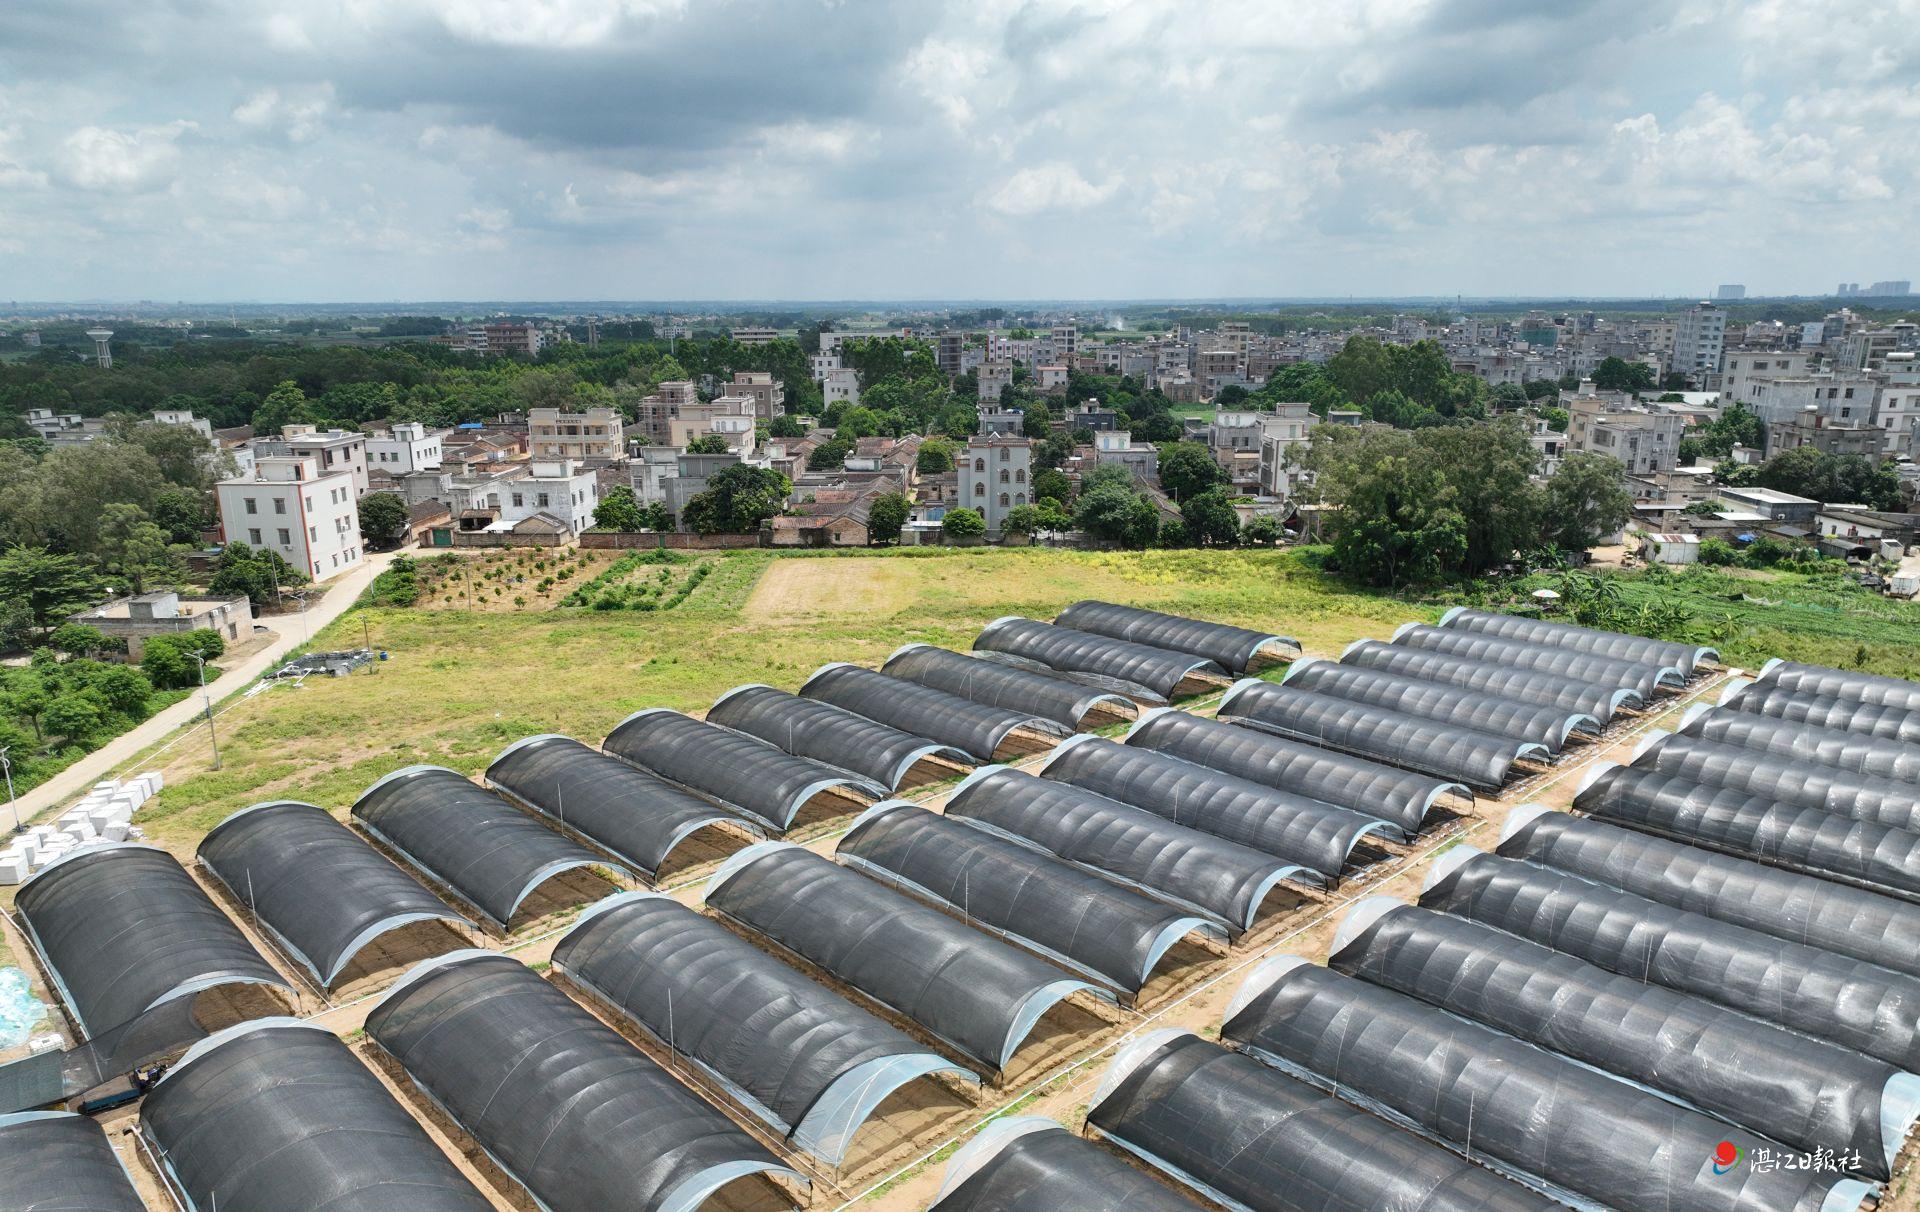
[151,408,213,438]
[1744,373,1879,427]
[266,425,371,496]
[1877,355,1920,457]
[367,421,444,474]
[1050,324,1078,364]
[957,434,1033,535]
[501,461,600,535]
[1719,349,1810,414]
[824,367,861,407]
[528,407,624,461]
[978,362,1014,402]
[1670,303,1727,382]
[217,455,363,581]
[810,352,840,382]
[1255,403,1315,498]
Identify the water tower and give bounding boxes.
[85,327,113,369]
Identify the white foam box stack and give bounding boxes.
[0,775,157,884]
[0,849,26,884]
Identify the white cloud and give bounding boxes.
[986,163,1116,216]
[57,121,196,193]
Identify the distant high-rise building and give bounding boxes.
[936,331,964,378]
[1714,284,1746,300]
[1670,303,1726,380]
[1870,281,1912,297]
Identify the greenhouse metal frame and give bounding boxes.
[1218,678,1548,789]
[1392,622,1682,700]
[836,801,1219,995]
[1421,841,1920,1072]
[1340,638,1642,723]
[707,683,974,791]
[1677,704,1920,783]
[351,764,610,930]
[1222,958,1872,1212]
[1053,600,1300,675]
[1282,657,1596,751]
[705,842,1099,1072]
[882,643,1137,729]
[1723,680,1920,744]
[1041,734,1399,878]
[1437,606,1717,677]
[798,662,1069,762]
[1757,658,1920,711]
[974,616,1229,700]
[13,842,291,1037]
[1631,729,1920,834]
[0,1111,147,1211]
[485,733,752,880]
[140,1018,494,1212]
[929,1117,1202,1212]
[943,765,1317,932]
[1124,707,1468,837]
[1085,1030,1561,1212]
[551,892,978,1167]
[603,708,885,832]
[366,950,803,1212]
[197,800,472,988]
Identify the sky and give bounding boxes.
[0,0,1915,303]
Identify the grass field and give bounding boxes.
[114,545,1920,855]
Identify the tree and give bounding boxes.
[1032,467,1073,505]
[591,485,647,531]
[1021,404,1053,440]
[43,694,104,742]
[1243,516,1286,544]
[152,487,208,544]
[252,380,315,436]
[1159,442,1224,501]
[916,439,955,475]
[1002,504,1042,536]
[1538,406,1569,432]
[682,465,791,534]
[867,492,909,544]
[1545,453,1634,551]
[0,546,103,639]
[807,438,851,471]
[209,542,307,607]
[1757,446,1900,509]
[1181,488,1241,546]
[685,434,731,455]
[1034,498,1073,531]
[942,507,986,538]
[635,501,673,531]
[767,414,806,439]
[358,491,410,548]
[49,623,109,658]
[1074,483,1142,542]
[1592,356,1657,394]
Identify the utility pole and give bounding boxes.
[191,655,222,771]
[1,747,18,833]
[361,615,375,672]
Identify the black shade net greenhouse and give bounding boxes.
[1340,639,1641,723]
[1422,842,1920,1071]
[799,663,1068,762]
[1086,1030,1563,1212]
[1436,606,1717,677]
[1633,730,1920,833]
[1500,807,1920,981]
[973,616,1227,700]
[882,643,1137,729]
[1330,900,1916,1180]
[351,764,608,929]
[197,800,472,988]
[928,1118,1202,1212]
[1222,960,1871,1212]
[1218,679,1546,789]
[15,844,290,1036]
[1041,735,1398,877]
[0,1112,147,1211]
[1282,658,1596,751]
[943,766,1317,931]
[705,683,974,791]
[366,951,800,1212]
[1124,708,1466,837]
[1392,623,1680,701]
[1727,681,1920,743]
[837,802,1216,994]
[602,708,884,832]
[141,1020,495,1212]
[705,844,1097,1072]
[551,893,976,1166]
[1053,600,1300,675]
[485,733,751,878]
[1575,762,1920,900]
[1757,659,1920,711]
[1679,705,1920,783]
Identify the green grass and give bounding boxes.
[125,546,1920,852]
